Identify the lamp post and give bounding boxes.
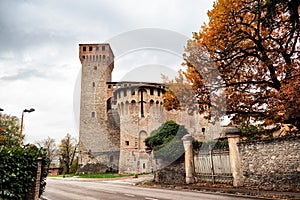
[20,108,35,146]
[0,108,3,144]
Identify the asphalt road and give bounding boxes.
[43,178,260,200]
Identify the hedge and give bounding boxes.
[0,145,49,200]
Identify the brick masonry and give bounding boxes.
[238,136,300,191]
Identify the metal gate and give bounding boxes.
[194,148,233,184]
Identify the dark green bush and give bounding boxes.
[0,145,49,200]
[145,120,188,161]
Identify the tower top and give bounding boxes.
[79,43,114,63]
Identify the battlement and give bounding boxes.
[79,43,114,64]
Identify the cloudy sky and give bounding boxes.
[0,0,214,144]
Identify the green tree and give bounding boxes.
[0,113,21,147]
[37,137,57,169]
[58,133,77,174]
[145,121,188,161]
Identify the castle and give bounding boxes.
[77,43,208,174]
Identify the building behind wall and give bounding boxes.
[78,43,209,174]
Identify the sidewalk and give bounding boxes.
[133,175,299,200]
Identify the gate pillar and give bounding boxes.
[226,129,243,187]
[182,134,195,184]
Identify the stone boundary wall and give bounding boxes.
[238,136,300,191]
[154,157,185,184]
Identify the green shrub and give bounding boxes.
[145,120,188,161]
[0,145,49,200]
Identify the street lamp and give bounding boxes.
[20,108,35,146]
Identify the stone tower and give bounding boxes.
[78,44,120,173]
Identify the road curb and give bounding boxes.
[138,182,300,200]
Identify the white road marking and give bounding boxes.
[124,193,135,197]
[100,190,117,194]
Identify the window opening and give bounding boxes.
[150,88,154,95]
[131,88,135,95]
[139,90,145,117]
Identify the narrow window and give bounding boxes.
[96,46,99,51]
[124,90,127,97]
[139,90,145,117]
[92,112,95,118]
[103,55,106,60]
[125,141,129,146]
[94,66,97,70]
[82,55,85,60]
[150,88,154,95]
[202,128,205,133]
[89,46,93,51]
[92,82,95,87]
[83,46,86,51]
[102,46,105,51]
[157,89,160,96]
[143,163,146,169]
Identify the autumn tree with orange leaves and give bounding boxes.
[165,0,300,128]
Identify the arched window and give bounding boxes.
[150,99,154,106]
[139,131,147,149]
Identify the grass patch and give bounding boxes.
[51,172,134,179]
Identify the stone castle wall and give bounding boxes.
[238,136,300,191]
